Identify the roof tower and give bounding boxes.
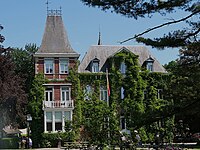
[35,4,79,58]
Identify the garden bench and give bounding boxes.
[63,141,89,150]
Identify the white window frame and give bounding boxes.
[54,111,62,131]
[92,61,99,73]
[61,86,70,101]
[120,61,126,74]
[59,58,69,74]
[100,86,108,102]
[46,112,53,132]
[44,59,54,74]
[64,111,71,121]
[84,85,92,100]
[45,87,53,101]
[146,62,153,72]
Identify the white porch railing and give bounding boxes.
[43,100,73,108]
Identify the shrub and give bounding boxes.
[41,132,75,148]
[0,137,19,149]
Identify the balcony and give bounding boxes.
[43,100,74,109]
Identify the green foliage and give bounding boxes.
[41,132,75,148]
[109,51,174,143]
[81,0,200,48]
[67,63,83,140]
[28,73,46,148]
[0,47,27,132]
[0,138,19,149]
[83,99,110,144]
[111,51,146,130]
[69,50,174,144]
[168,42,200,133]
[11,44,38,93]
[164,61,178,73]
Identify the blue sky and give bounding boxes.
[0,0,185,65]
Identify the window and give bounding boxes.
[120,116,126,130]
[92,62,99,72]
[45,59,54,74]
[120,61,126,74]
[46,112,52,131]
[60,59,68,74]
[45,87,53,101]
[55,111,62,131]
[145,57,154,72]
[64,111,71,121]
[157,89,163,99]
[121,87,125,99]
[100,86,108,102]
[147,62,153,72]
[84,85,92,100]
[61,87,70,101]
[144,90,147,100]
[90,58,99,73]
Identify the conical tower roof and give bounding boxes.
[35,14,79,58]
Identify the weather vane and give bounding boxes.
[46,0,50,14]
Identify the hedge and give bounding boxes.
[0,138,19,149]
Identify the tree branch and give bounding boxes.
[120,10,200,44]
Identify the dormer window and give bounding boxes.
[59,58,69,74]
[120,61,126,74]
[44,59,54,74]
[147,62,153,72]
[145,57,154,72]
[91,58,99,73]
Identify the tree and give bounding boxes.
[169,42,200,132]
[163,61,178,73]
[81,0,200,136]
[0,25,27,135]
[11,44,38,93]
[81,0,200,48]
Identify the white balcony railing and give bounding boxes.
[43,100,73,109]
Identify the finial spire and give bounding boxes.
[46,0,50,15]
[46,0,62,16]
[97,26,102,45]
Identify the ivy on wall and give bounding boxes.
[68,50,174,144]
[28,73,46,147]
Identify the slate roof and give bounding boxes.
[78,45,166,73]
[35,15,79,58]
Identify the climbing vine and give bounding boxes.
[28,73,46,147]
[68,50,174,145]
